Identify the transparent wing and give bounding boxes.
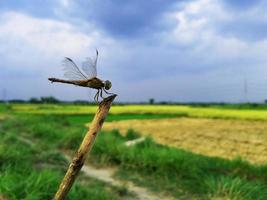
[82,50,98,78]
[62,57,87,80]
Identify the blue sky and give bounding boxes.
[1,0,267,102]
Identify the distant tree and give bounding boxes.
[40,96,60,104]
[149,98,155,104]
[9,99,26,103]
[159,101,167,105]
[73,100,90,105]
[29,98,41,104]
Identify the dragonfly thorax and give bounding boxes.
[104,80,112,90]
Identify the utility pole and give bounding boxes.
[2,88,7,104]
[244,77,248,103]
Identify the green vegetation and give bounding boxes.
[192,103,267,110]
[92,130,267,199]
[4,103,267,121]
[0,116,131,200]
[0,110,266,200]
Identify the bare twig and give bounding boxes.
[125,137,146,147]
[53,95,117,200]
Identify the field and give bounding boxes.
[1,103,267,200]
[8,103,267,120]
[103,118,267,164]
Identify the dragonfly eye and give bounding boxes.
[104,80,112,90]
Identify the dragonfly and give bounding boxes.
[48,50,114,103]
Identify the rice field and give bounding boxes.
[8,104,267,120]
[103,118,267,164]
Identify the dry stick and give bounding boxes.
[53,95,117,200]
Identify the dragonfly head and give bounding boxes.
[104,80,112,90]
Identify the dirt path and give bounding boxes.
[64,155,176,200]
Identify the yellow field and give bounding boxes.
[103,118,267,164]
[6,104,267,120]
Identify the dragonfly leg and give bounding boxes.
[100,89,103,99]
[96,91,100,103]
[94,91,97,102]
[94,90,100,103]
[103,88,114,95]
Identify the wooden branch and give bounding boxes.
[53,95,117,200]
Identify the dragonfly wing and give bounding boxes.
[62,57,87,80]
[82,50,98,79]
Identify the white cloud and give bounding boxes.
[0,11,119,100]
[59,0,72,8]
[167,0,228,45]
[164,0,267,68]
[0,11,114,71]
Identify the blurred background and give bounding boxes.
[1,1,267,200]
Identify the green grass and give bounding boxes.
[0,117,130,200]
[205,176,267,200]
[65,113,186,125]
[1,114,266,199]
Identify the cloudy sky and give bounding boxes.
[1,0,267,102]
